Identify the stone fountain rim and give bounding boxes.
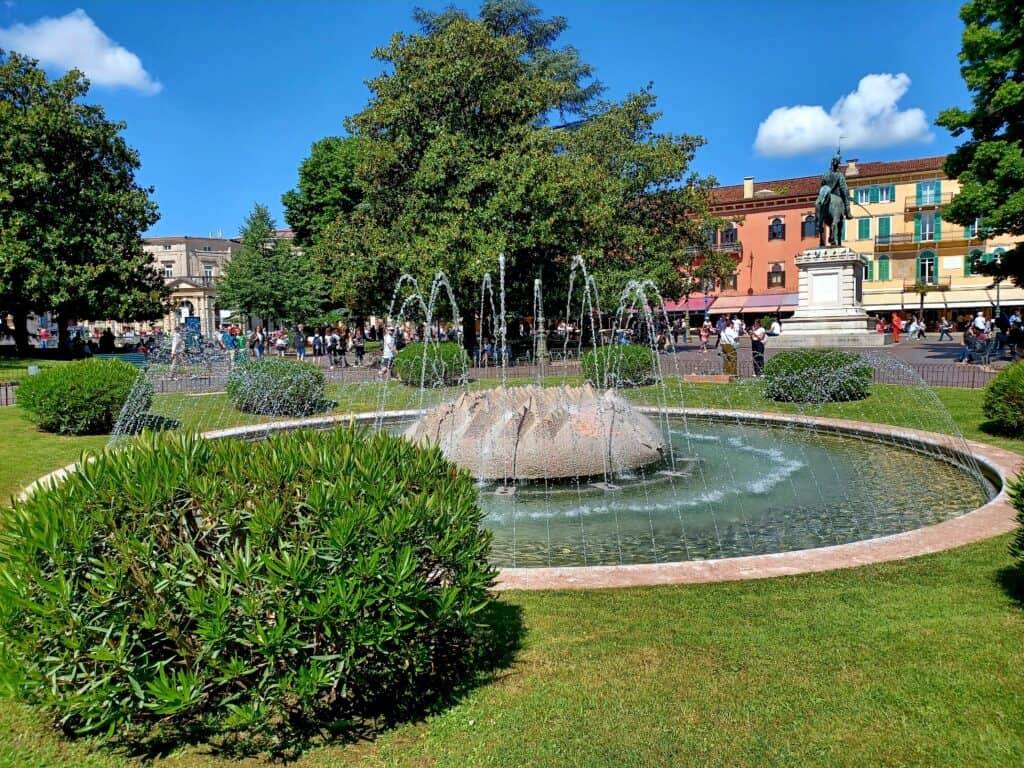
[18,407,1021,592]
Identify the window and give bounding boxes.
[802,214,817,239]
[964,218,982,239]
[864,258,874,281]
[721,274,738,291]
[918,180,940,205]
[704,227,718,248]
[917,251,937,284]
[203,264,214,278]
[876,254,891,281]
[768,217,785,241]
[876,216,891,244]
[162,244,172,251]
[917,212,938,241]
[877,185,893,203]
[720,226,737,246]
[201,245,212,252]
[162,263,173,278]
[855,188,870,205]
[767,263,785,288]
[700,278,716,294]
[966,248,984,276]
[857,217,871,240]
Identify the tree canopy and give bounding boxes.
[0,49,165,351]
[217,204,323,326]
[937,0,1024,285]
[281,136,363,247]
[310,7,720,329]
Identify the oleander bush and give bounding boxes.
[582,344,658,388]
[226,358,328,416]
[762,349,872,403]
[16,357,150,435]
[394,342,470,387]
[982,361,1024,435]
[0,429,496,752]
[1010,475,1024,576]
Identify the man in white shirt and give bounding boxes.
[973,311,988,332]
[378,328,397,380]
[721,321,739,376]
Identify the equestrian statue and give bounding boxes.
[815,152,852,247]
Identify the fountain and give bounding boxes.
[100,255,1009,579]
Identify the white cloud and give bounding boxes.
[0,9,161,94]
[754,74,930,157]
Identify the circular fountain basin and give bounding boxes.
[21,408,1021,591]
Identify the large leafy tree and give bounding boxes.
[0,50,166,352]
[217,204,323,326]
[281,136,363,247]
[937,0,1024,285]
[312,10,719,335]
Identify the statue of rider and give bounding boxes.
[816,152,852,247]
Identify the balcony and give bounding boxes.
[902,276,951,292]
[684,241,743,256]
[165,274,216,288]
[874,228,987,249]
[904,193,954,211]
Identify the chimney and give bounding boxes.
[743,176,754,199]
[846,158,859,176]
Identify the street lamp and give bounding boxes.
[985,251,1003,317]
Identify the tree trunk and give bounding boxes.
[461,310,477,356]
[58,316,70,352]
[11,310,31,355]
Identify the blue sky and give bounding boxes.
[1,0,971,237]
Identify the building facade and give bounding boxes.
[697,156,1023,323]
[143,236,241,336]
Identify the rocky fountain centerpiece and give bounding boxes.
[404,384,665,482]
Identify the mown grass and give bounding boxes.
[0,379,1022,767]
[0,357,68,383]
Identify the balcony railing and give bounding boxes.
[874,228,987,248]
[902,276,952,292]
[684,241,743,256]
[165,274,216,287]
[904,193,954,210]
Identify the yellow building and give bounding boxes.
[843,156,1023,322]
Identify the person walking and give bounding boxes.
[378,327,397,380]
[748,319,767,377]
[938,316,954,341]
[294,325,307,361]
[720,320,739,376]
[353,327,366,366]
[891,312,903,344]
[699,318,711,353]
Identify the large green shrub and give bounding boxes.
[394,342,470,387]
[762,349,872,403]
[1010,475,1024,576]
[0,429,495,751]
[16,358,150,435]
[982,361,1024,435]
[226,358,328,416]
[582,344,658,387]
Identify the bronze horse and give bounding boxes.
[816,155,852,247]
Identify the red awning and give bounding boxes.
[662,296,717,312]
[743,292,799,311]
[706,295,747,313]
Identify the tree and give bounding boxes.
[0,50,166,352]
[312,12,718,340]
[281,136,363,247]
[937,0,1024,285]
[413,0,603,119]
[217,204,323,326]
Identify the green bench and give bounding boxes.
[94,352,148,368]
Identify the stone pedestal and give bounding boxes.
[771,247,888,348]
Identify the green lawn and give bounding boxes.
[0,357,68,384]
[1,381,1022,767]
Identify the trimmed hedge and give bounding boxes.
[762,349,872,403]
[0,429,495,751]
[226,358,328,416]
[982,361,1024,435]
[582,344,658,388]
[394,342,470,387]
[16,357,150,435]
[1010,475,1024,575]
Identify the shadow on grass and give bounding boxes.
[979,419,1024,438]
[997,565,1024,609]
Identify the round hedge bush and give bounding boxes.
[394,342,470,387]
[581,344,658,388]
[762,349,872,403]
[16,358,150,435]
[982,361,1024,435]
[0,429,495,750]
[226,358,328,416]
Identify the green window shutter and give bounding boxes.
[934,212,942,241]
[858,218,870,240]
[869,186,879,203]
[935,180,942,200]
[878,216,891,238]
[964,224,973,239]
[914,214,922,242]
[888,184,896,200]
[915,182,922,206]
[878,255,890,281]
[865,259,873,281]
